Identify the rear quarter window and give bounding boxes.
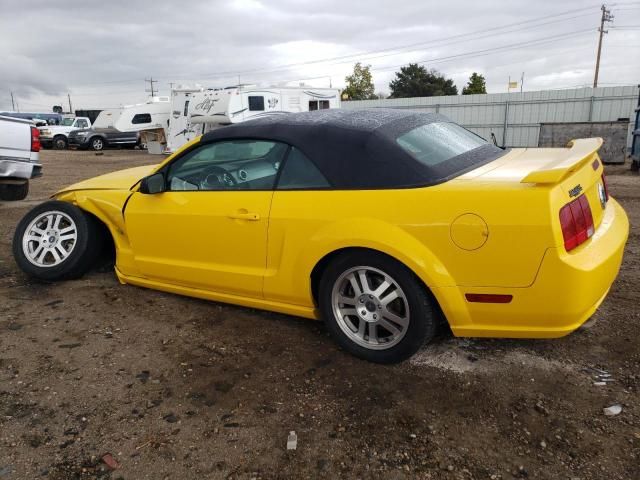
[396,122,488,167]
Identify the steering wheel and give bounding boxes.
[199,165,236,190]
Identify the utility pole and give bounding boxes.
[520,72,525,93]
[145,77,157,97]
[10,92,15,111]
[67,93,73,114]
[593,4,613,88]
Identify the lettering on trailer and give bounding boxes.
[268,98,279,109]
[194,98,220,114]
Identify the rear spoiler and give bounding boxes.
[521,138,603,184]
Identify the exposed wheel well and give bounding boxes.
[84,211,116,268]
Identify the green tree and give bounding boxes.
[389,64,458,98]
[342,63,376,100]
[462,72,487,95]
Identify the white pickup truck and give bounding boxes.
[39,116,92,149]
[0,115,42,201]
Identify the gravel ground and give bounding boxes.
[0,149,638,480]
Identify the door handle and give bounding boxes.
[228,211,260,221]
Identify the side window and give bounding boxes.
[183,100,190,116]
[248,96,264,111]
[167,139,287,191]
[308,100,330,111]
[277,147,330,189]
[132,113,152,124]
[76,119,88,128]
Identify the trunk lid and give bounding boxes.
[458,138,608,245]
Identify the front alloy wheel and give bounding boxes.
[22,211,78,267]
[319,251,438,363]
[13,201,104,281]
[91,137,104,151]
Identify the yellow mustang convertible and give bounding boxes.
[13,109,629,363]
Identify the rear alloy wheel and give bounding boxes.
[90,137,104,151]
[319,252,437,363]
[53,136,68,149]
[12,201,104,281]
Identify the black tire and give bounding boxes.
[318,251,437,364]
[90,137,105,151]
[12,201,104,281]
[0,183,29,201]
[53,135,68,150]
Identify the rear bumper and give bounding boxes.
[0,158,42,181]
[435,198,629,338]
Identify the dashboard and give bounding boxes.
[169,158,280,191]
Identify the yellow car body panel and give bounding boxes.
[52,135,629,339]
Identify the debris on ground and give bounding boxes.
[101,453,119,470]
[603,404,623,416]
[287,431,297,450]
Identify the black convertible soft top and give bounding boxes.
[200,108,505,189]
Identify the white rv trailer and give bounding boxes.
[93,96,170,133]
[140,85,341,154]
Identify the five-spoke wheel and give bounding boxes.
[22,211,78,267]
[320,251,437,363]
[332,266,410,350]
[13,201,104,281]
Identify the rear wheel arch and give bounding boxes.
[310,246,446,321]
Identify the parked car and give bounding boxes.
[39,117,92,149]
[11,109,629,363]
[0,115,41,201]
[67,127,140,151]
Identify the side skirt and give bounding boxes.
[114,267,319,320]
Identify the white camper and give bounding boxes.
[141,85,341,154]
[93,96,170,133]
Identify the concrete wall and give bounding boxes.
[341,86,639,149]
[538,121,629,164]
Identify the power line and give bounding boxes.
[63,28,598,98]
[55,4,604,89]
[172,6,603,81]
[270,29,594,84]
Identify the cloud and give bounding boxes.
[0,0,638,110]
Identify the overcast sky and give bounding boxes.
[1,0,638,112]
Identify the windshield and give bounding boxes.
[61,118,75,126]
[396,122,488,167]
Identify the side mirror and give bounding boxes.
[139,172,166,194]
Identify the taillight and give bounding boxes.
[30,126,41,152]
[601,173,609,202]
[559,195,594,251]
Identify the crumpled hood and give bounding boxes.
[56,165,157,194]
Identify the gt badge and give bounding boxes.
[568,184,583,198]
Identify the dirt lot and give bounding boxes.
[0,149,638,480]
